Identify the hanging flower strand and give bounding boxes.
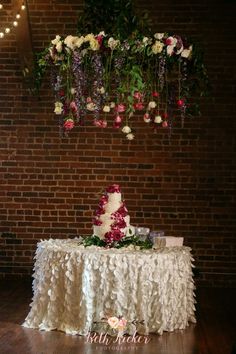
[35,30,208,139]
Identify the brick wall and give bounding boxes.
[0,0,235,286]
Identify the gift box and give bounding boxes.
[153,236,184,248]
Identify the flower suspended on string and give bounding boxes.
[36,30,208,138]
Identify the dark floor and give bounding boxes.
[0,280,235,354]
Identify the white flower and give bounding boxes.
[97,86,105,94]
[54,101,63,115]
[81,49,88,57]
[103,105,110,113]
[142,37,149,46]
[154,115,162,123]
[64,35,78,50]
[152,40,164,54]
[55,41,62,53]
[108,37,120,50]
[181,45,193,59]
[148,101,156,109]
[86,102,96,111]
[110,101,115,108]
[98,31,106,37]
[51,35,61,45]
[167,45,175,56]
[70,88,76,95]
[122,126,131,134]
[126,133,135,140]
[75,36,84,49]
[154,33,164,40]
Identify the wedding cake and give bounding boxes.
[93,184,134,244]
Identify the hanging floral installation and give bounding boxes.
[35,1,209,139]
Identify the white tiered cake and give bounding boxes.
[93,184,134,244]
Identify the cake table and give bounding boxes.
[23,239,196,336]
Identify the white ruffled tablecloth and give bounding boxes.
[22,239,196,336]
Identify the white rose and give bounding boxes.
[75,36,84,49]
[122,126,131,134]
[51,35,61,45]
[64,35,78,50]
[148,101,156,109]
[126,133,135,140]
[55,41,62,53]
[86,102,96,111]
[103,105,110,113]
[154,115,162,123]
[70,88,76,95]
[54,101,63,115]
[142,37,149,45]
[110,101,115,108]
[154,33,164,40]
[181,45,193,59]
[152,40,164,54]
[98,31,106,37]
[99,87,105,94]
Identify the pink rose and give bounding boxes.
[115,115,122,123]
[93,119,107,128]
[63,118,74,131]
[117,318,127,330]
[70,101,77,111]
[115,104,126,113]
[86,97,92,103]
[162,120,168,128]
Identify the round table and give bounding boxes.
[23,238,196,336]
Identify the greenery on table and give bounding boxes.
[83,235,153,249]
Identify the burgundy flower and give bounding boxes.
[99,195,108,206]
[104,229,124,244]
[95,205,105,216]
[106,184,121,193]
[133,91,143,100]
[116,203,128,217]
[93,218,102,226]
[133,102,144,111]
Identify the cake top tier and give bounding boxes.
[106,184,121,193]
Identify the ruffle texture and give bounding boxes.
[22,239,196,336]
